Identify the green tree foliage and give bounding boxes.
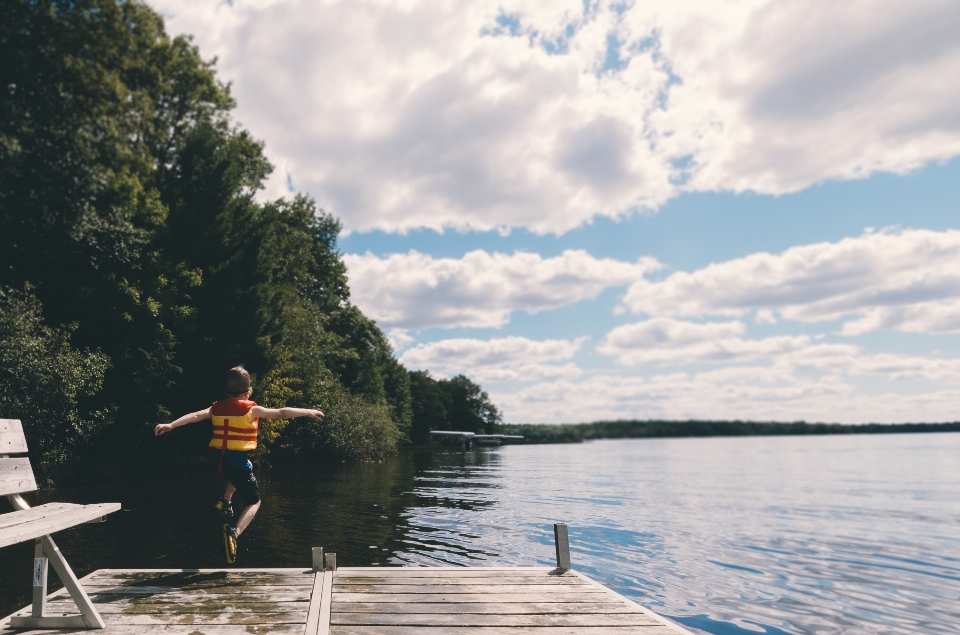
[0,288,111,480]
[408,372,502,440]
[0,0,495,479]
[408,371,449,443]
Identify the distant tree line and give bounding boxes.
[501,420,960,444]
[0,0,499,483]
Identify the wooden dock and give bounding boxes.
[1,566,693,634]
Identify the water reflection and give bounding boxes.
[2,435,959,635]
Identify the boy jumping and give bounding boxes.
[154,366,323,563]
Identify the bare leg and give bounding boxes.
[235,500,261,535]
[223,482,237,502]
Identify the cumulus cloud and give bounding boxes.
[344,249,658,329]
[492,371,960,424]
[151,0,960,233]
[623,228,960,334]
[595,316,960,381]
[399,336,585,383]
[597,318,809,366]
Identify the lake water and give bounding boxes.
[2,433,959,634]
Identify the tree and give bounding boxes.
[408,371,449,442]
[408,372,503,439]
[0,288,111,480]
[439,375,502,434]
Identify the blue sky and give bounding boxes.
[155,0,960,423]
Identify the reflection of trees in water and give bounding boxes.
[260,447,507,566]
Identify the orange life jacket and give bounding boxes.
[209,399,259,452]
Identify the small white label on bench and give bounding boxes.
[33,558,45,586]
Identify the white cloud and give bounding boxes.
[344,249,658,329]
[386,329,416,351]
[623,228,960,334]
[493,369,960,424]
[398,336,585,383]
[841,300,960,336]
[151,0,960,234]
[492,371,858,423]
[597,318,809,366]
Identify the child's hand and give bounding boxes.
[154,423,173,436]
[308,410,324,420]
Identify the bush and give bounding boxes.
[283,389,399,461]
[0,287,112,480]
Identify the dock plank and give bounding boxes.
[334,576,587,586]
[333,602,644,614]
[332,592,614,603]
[50,588,312,602]
[329,627,680,635]
[2,626,304,635]
[18,600,308,614]
[331,612,662,627]
[335,568,557,577]
[335,584,606,594]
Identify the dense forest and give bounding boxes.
[0,0,500,483]
[501,420,960,443]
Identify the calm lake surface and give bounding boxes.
[2,433,959,634]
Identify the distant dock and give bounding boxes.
[2,566,692,634]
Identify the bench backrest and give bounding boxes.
[0,419,38,497]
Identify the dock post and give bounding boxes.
[312,547,324,572]
[324,553,337,571]
[554,523,571,571]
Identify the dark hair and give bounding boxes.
[224,366,251,396]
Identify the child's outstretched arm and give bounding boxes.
[251,406,324,420]
[154,407,212,436]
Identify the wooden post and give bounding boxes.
[312,547,324,573]
[554,523,571,571]
[324,553,337,571]
[32,538,47,617]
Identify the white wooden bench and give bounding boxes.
[1,419,120,629]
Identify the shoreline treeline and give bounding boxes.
[0,0,499,483]
[501,420,960,444]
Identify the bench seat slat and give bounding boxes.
[0,502,121,549]
[0,503,79,530]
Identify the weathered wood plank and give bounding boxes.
[305,572,325,635]
[331,593,618,604]
[10,612,306,626]
[60,587,312,600]
[332,602,642,615]
[327,627,681,635]
[331,613,663,627]
[0,503,120,548]
[334,568,556,576]
[0,504,79,530]
[91,568,312,575]
[334,584,606,594]
[0,419,28,454]
[83,573,313,588]
[318,570,333,635]
[0,457,37,497]
[333,577,587,586]
[20,600,308,615]
[1,624,306,635]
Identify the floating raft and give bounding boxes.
[1,566,693,634]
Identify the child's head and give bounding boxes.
[224,366,251,398]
